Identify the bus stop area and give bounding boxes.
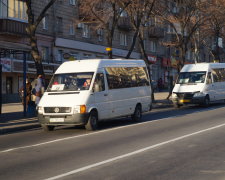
[0,91,172,135]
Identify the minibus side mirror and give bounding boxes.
[206,78,212,84]
[94,83,100,92]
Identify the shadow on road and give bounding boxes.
[96,102,225,131]
[2,102,225,135]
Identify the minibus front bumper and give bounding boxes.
[172,92,206,105]
[38,113,90,126]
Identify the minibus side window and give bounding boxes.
[206,72,212,84]
[93,73,105,92]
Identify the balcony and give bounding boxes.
[0,19,28,36]
[148,26,165,38]
[117,17,132,31]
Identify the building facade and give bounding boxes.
[0,0,219,103]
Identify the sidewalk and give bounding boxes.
[0,91,172,134]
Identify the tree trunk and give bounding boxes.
[214,31,220,62]
[27,25,44,76]
[138,30,155,101]
[25,0,57,76]
[126,18,141,59]
[126,30,139,59]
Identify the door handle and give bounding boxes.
[104,94,108,96]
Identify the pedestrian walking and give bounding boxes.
[167,76,174,100]
[19,78,32,110]
[34,74,45,105]
[157,78,163,91]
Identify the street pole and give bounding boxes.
[0,64,2,116]
[106,47,112,59]
[167,46,171,89]
[23,52,27,117]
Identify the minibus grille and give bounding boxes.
[44,107,72,113]
[176,93,194,99]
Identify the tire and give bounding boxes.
[132,105,142,122]
[41,125,55,131]
[85,111,98,131]
[203,96,210,107]
[149,103,152,111]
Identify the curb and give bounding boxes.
[152,100,173,109]
[0,122,40,135]
[0,101,173,135]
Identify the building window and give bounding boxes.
[149,17,156,26]
[42,15,48,30]
[150,41,156,52]
[57,50,63,62]
[69,21,75,35]
[167,24,173,33]
[56,17,63,33]
[7,0,27,20]
[83,54,91,59]
[120,32,127,46]
[96,55,104,59]
[143,39,146,50]
[69,0,76,5]
[97,29,103,41]
[119,8,128,17]
[0,0,7,18]
[41,47,50,62]
[70,53,79,60]
[82,24,90,38]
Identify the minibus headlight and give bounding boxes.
[73,106,79,114]
[38,106,44,114]
[73,105,86,114]
[172,93,177,98]
[193,92,204,97]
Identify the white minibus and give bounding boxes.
[172,63,225,108]
[37,59,152,131]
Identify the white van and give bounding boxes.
[172,63,225,108]
[37,59,152,131]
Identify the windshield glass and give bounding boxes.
[177,71,206,84]
[47,72,94,92]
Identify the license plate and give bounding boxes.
[50,118,64,122]
[180,99,191,103]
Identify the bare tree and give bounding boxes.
[25,0,57,75]
[119,0,156,60]
[79,0,130,59]
[158,0,203,71]
[200,0,225,62]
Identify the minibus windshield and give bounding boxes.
[47,72,94,92]
[177,71,206,84]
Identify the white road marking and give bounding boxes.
[44,123,225,180]
[0,106,224,153]
[1,106,224,154]
[0,117,170,153]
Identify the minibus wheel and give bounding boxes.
[85,111,98,131]
[203,96,210,107]
[132,104,142,122]
[41,125,55,131]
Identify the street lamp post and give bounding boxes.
[0,64,2,116]
[106,47,112,59]
[167,46,171,89]
[23,51,27,117]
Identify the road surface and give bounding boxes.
[1,104,225,180]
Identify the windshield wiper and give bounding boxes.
[180,83,197,85]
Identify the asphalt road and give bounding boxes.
[1,104,225,180]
